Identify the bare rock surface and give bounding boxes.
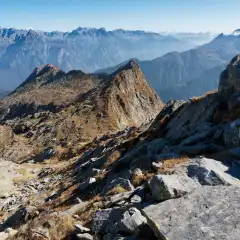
[143,186,240,240]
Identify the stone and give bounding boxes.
[228,92,240,112]
[75,224,91,233]
[111,208,147,235]
[130,195,142,203]
[147,138,171,158]
[143,186,240,240]
[103,234,141,240]
[152,161,163,171]
[76,233,93,240]
[62,201,88,215]
[3,205,39,228]
[103,191,134,208]
[92,208,127,234]
[218,54,240,103]
[74,197,83,204]
[158,100,186,117]
[150,174,196,201]
[180,128,215,146]
[101,178,134,196]
[78,178,96,191]
[218,69,233,103]
[92,168,102,175]
[224,119,240,147]
[30,227,50,240]
[5,228,18,237]
[177,143,220,155]
[131,168,143,177]
[0,232,8,240]
[165,95,217,144]
[30,148,55,163]
[187,157,240,186]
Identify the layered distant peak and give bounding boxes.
[232,29,240,36]
[26,64,63,81]
[14,64,65,92]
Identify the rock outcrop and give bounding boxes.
[143,186,240,240]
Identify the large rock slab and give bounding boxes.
[187,157,240,185]
[150,174,197,201]
[165,94,217,144]
[143,186,240,240]
[180,128,215,146]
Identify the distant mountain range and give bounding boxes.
[97,30,240,101]
[159,32,217,45]
[0,26,197,91]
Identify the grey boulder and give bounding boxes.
[187,157,240,186]
[76,233,93,240]
[143,186,240,240]
[111,208,147,235]
[75,224,91,233]
[150,174,196,201]
[101,178,134,196]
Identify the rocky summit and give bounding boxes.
[0,56,240,240]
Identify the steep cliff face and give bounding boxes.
[100,60,163,128]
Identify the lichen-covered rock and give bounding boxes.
[143,186,240,240]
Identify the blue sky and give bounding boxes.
[0,0,239,33]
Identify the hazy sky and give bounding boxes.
[0,0,239,33]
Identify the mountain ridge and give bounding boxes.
[98,31,240,101]
[0,26,197,91]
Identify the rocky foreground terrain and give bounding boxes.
[0,56,240,240]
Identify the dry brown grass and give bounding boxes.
[190,90,217,103]
[158,156,189,174]
[132,172,157,187]
[76,195,103,225]
[104,150,122,168]
[131,174,144,187]
[49,215,75,240]
[106,186,127,196]
[8,215,75,240]
[190,96,202,103]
